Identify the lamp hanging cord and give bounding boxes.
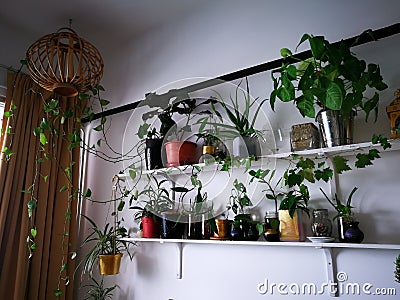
[111,175,119,255]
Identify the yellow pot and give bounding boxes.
[98,253,123,275]
[279,210,306,242]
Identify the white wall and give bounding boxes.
[78,1,400,299]
[80,1,400,299]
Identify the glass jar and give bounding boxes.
[311,209,332,237]
[263,211,280,242]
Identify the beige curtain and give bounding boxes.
[0,72,80,299]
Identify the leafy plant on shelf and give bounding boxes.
[249,168,284,214]
[138,93,214,142]
[78,216,136,276]
[130,175,174,220]
[270,31,388,120]
[281,156,334,218]
[320,187,358,220]
[84,276,117,300]
[170,172,217,233]
[207,78,268,139]
[228,179,263,236]
[228,179,253,215]
[332,134,392,174]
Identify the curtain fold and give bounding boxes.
[0,72,80,299]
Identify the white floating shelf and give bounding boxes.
[117,139,400,179]
[122,237,400,250]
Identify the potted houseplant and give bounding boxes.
[79,216,135,276]
[278,189,310,242]
[137,94,178,170]
[197,112,228,163]
[249,168,284,241]
[84,276,117,300]
[227,179,261,241]
[163,97,200,167]
[131,176,174,238]
[172,173,217,239]
[209,78,268,158]
[270,32,388,147]
[320,186,364,243]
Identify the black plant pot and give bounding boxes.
[145,138,164,170]
[160,212,185,239]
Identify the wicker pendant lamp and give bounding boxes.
[26,24,104,97]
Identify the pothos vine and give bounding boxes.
[0,60,145,297]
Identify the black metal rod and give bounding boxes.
[83,22,400,123]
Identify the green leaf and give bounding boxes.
[129,169,137,180]
[83,188,92,198]
[333,156,351,174]
[2,147,14,158]
[280,48,292,58]
[27,200,38,210]
[64,167,71,178]
[4,111,12,117]
[40,118,51,131]
[315,168,333,182]
[277,87,293,102]
[31,228,37,238]
[54,289,62,296]
[171,187,190,193]
[296,95,315,118]
[355,153,373,168]
[93,124,103,131]
[296,33,311,51]
[118,201,125,211]
[372,134,391,150]
[286,65,297,80]
[309,36,325,60]
[100,99,110,106]
[61,264,67,271]
[325,81,343,110]
[137,123,151,139]
[39,133,47,145]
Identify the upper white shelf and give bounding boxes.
[117,139,400,179]
[122,237,400,250]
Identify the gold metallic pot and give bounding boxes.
[213,219,231,239]
[279,210,306,242]
[98,253,123,275]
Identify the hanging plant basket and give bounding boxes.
[98,253,123,275]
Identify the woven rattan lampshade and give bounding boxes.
[26,27,104,97]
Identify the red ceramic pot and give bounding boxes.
[142,216,160,238]
[164,141,196,167]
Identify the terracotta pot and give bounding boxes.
[142,216,161,238]
[98,253,122,275]
[164,141,196,167]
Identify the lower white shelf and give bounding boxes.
[122,237,400,250]
[124,237,399,297]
